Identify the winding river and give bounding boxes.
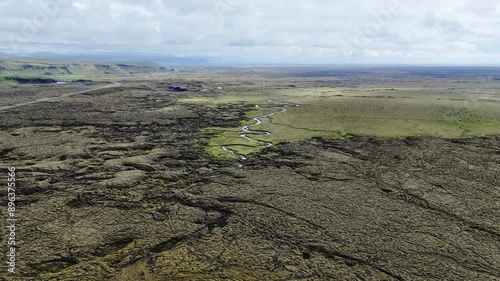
[222,100,299,160]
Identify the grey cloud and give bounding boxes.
[423,11,464,33]
[0,0,499,64]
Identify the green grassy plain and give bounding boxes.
[183,83,500,158]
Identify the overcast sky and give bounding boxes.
[1,0,499,64]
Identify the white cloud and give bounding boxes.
[364,50,381,57]
[109,1,152,19]
[73,2,88,11]
[0,0,499,64]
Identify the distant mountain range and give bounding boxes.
[0,51,211,66]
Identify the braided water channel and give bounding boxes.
[221,100,300,160]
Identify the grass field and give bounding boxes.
[182,82,500,158]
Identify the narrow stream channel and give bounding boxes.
[222,100,299,161]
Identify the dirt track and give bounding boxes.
[0,82,121,111]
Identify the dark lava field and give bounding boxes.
[0,76,499,281]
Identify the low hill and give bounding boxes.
[0,58,169,78]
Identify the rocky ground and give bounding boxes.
[0,79,498,281]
